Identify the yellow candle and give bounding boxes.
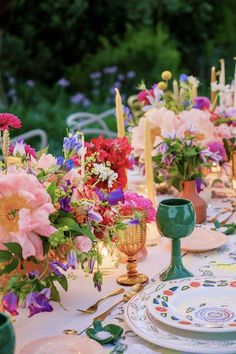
[77,131,85,178]
[211,66,217,104]
[144,119,155,206]
[192,85,198,99]
[219,58,225,106]
[234,58,236,108]
[173,79,179,102]
[115,88,125,138]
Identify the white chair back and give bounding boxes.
[66,108,117,138]
[11,129,48,149]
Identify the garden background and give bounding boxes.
[0,0,235,154]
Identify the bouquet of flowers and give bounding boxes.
[152,130,225,191]
[0,112,141,318]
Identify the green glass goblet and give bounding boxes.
[156,198,195,281]
[0,312,15,354]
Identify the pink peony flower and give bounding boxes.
[207,141,227,161]
[178,108,219,144]
[0,113,22,130]
[131,108,181,156]
[122,191,156,223]
[0,168,56,259]
[216,124,232,139]
[31,153,57,170]
[75,236,92,253]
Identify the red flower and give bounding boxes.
[0,113,22,131]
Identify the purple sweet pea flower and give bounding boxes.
[157,142,168,154]
[56,156,64,166]
[25,288,53,317]
[2,291,19,316]
[162,155,176,166]
[95,188,124,205]
[87,206,103,222]
[28,270,40,279]
[67,250,77,270]
[59,196,71,212]
[207,141,226,161]
[124,218,140,225]
[49,260,68,277]
[193,96,211,110]
[88,257,95,273]
[200,148,212,163]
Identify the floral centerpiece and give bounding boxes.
[152,130,224,223]
[0,112,147,318]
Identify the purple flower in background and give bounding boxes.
[59,196,71,212]
[65,159,75,170]
[200,148,212,163]
[67,250,77,270]
[56,156,64,166]
[63,136,82,154]
[25,288,53,317]
[3,291,19,316]
[89,71,102,80]
[184,99,190,108]
[193,96,211,110]
[163,130,177,141]
[118,74,125,81]
[88,258,95,273]
[82,97,91,108]
[95,187,124,205]
[157,142,168,154]
[8,76,16,84]
[103,66,118,74]
[28,270,40,279]
[26,79,35,87]
[162,155,176,166]
[57,78,70,87]
[126,70,136,79]
[50,260,68,277]
[70,92,85,104]
[196,178,203,193]
[114,81,122,89]
[179,74,188,83]
[7,88,17,98]
[123,105,132,122]
[87,206,103,222]
[124,218,140,225]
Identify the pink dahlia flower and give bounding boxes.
[123,191,156,223]
[0,168,56,259]
[0,113,22,130]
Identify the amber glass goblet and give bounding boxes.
[116,218,148,286]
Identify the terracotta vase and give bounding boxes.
[179,180,207,224]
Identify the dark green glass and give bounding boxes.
[0,312,15,354]
[156,198,195,281]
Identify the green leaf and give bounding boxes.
[56,217,82,233]
[4,242,22,255]
[0,250,12,263]
[79,226,96,240]
[1,258,18,275]
[50,283,61,302]
[56,274,68,291]
[47,182,57,202]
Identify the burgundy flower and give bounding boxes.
[0,113,22,130]
[2,291,19,316]
[25,288,53,317]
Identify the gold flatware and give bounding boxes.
[77,288,125,314]
[208,208,230,223]
[63,284,144,336]
[221,211,235,225]
[93,283,144,321]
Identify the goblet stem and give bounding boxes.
[160,238,193,281]
[126,255,138,279]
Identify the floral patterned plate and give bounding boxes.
[125,277,236,353]
[147,276,236,333]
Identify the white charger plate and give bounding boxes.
[181,229,228,253]
[125,278,236,354]
[147,277,236,333]
[19,335,105,354]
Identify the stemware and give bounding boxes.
[156,198,195,281]
[116,217,148,286]
[0,312,15,354]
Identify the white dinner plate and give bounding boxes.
[19,335,105,354]
[147,276,236,333]
[181,228,228,253]
[125,277,236,353]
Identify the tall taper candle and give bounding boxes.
[211,66,217,104]
[144,119,155,206]
[234,58,236,108]
[219,58,225,106]
[115,88,125,138]
[173,79,179,102]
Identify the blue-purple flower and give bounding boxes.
[57,78,70,87]
[126,70,136,79]
[2,291,19,316]
[89,71,102,80]
[70,92,85,104]
[103,66,118,74]
[67,250,77,270]
[25,288,53,317]
[95,188,124,205]
[193,96,211,110]
[56,156,64,166]
[179,74,188,83]
[59,196,71,212]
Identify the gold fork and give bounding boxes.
[208,207,230,223]
[77,288,124,314]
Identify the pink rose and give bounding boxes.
[31,153,57,170]
[75,236,92,253]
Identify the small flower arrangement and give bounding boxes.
[0,112,141,317]
[152,131,224,191]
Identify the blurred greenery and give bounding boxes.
[0,0,235,153]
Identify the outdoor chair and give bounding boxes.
[66,108,117,138]
[11,129,48,149]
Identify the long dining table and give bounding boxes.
[14,197,236,354]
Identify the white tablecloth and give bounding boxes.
[14,199,236,354]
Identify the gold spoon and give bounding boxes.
[63,283,144,336]
[77,288,125,314]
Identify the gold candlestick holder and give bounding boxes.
[116,218,148,286]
